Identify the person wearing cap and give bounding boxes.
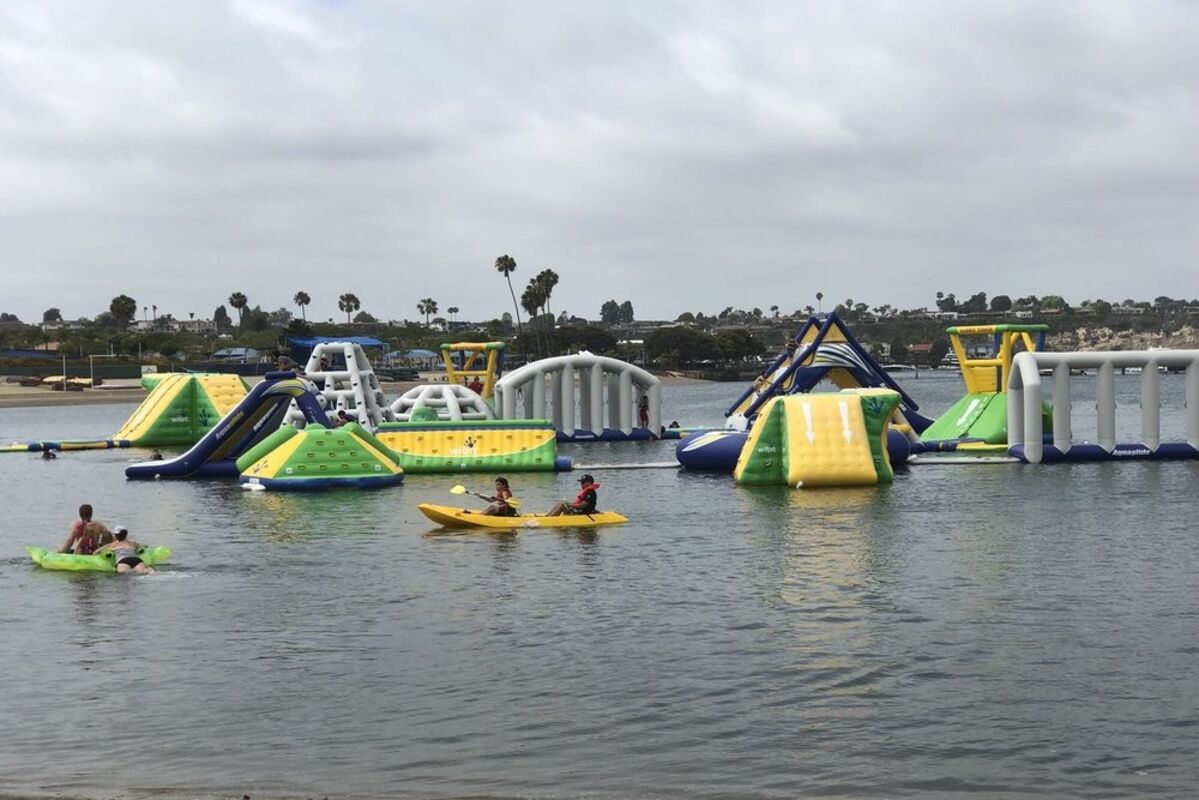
[546,474,600,517]
[95,525,155,575]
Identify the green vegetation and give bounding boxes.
[4,283,1198,375]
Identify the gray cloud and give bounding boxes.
[2,0,1197,323]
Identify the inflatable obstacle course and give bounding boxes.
[390,384,495,422]
[726,312,931,435]
[493,351,660,441]
[126,374,328,479]
[2,372,249,453]
[375,420,565,473]
[921,324,1051,445]
[734,390,902,488]
[238,422,403,490]
[441,342,505,399]
[285,341,393,429]
[1009,349,1199,463]
[113,373,249,446]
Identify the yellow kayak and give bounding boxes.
[418,503,628,530]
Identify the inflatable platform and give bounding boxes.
[376,420,568,473]
[238,422,404,490]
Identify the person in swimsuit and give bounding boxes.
[95,526,155,575]
[546,475,599,517]
[477,477,516,516]
[59,504,110,554]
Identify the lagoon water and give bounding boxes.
[1,375,1197,798]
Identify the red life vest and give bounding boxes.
[574,483,599,504]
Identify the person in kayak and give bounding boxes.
[547,474,599,517]
[95,526,155,575]
[478,477,516,516]
[58,504,110,554]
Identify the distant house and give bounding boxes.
[908,343,934,356]
[40,318,89,332]
[170,318,218,334]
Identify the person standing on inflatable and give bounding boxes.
[547,475,599,517]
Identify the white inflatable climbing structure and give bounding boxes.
[389,384,495,422]
[285,342,393,429]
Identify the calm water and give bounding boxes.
[1,376,1197,799]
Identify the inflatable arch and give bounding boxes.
[493,352,661,441]
[389,384,495,422]
[1009,349,1199,463]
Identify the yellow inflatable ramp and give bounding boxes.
[112,373,250,446]
[734,390,901,488]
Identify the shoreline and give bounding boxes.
[0,373,712,410]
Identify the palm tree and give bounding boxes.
[494,254,522,334]
[338,293,360,323]
[770,304,779,319]
[151,304,157,322]
[447,306,459,325]
[109,295,137,328]
[536,269,559,324]
[815,292,823,313]
[522,281,548,356]
[293,291,310,321]
[417,298,439,327]
[228,292,248,326]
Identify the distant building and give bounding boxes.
[39,318,89,332]
[169,318,217,334]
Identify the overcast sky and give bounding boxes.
[2,0,1197,324]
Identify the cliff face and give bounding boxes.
[1049,325,1199,351]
